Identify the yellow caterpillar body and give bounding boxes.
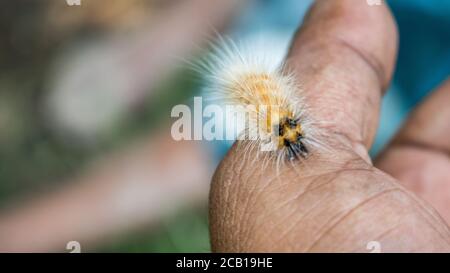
[200,37,318,161]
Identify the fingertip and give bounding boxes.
[292,0,398,89]
[287,0,398,150]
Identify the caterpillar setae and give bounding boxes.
[196,36,325,165]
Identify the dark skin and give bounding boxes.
[209,0,450,252]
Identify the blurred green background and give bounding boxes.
[0,0,213,252]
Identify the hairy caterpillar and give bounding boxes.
[196,36,323,164]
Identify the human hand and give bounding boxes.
[209,0,450,252]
